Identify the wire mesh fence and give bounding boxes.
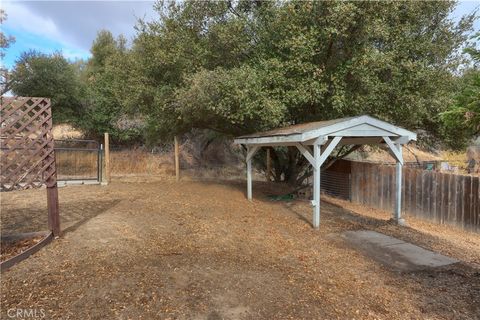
[55,139,101,182]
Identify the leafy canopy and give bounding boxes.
[120,0,474,143]
[80,30,142,141]
[441,32,480,149]
[5,1,478,155]
[9,50,84,122]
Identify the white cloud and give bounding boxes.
[3,1,156,50]
[2,1,156,53]
[3,2,65,44]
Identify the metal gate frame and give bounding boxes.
[2,135,104,186]
[54,139,102,185]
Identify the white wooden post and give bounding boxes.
[247,154,253,201]
[395,144,405,225]
[384,137,405,226]
[313,143,321,229]
[246,145,259,201]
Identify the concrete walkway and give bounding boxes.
[342,230,459,271]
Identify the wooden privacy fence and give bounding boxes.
[350,162,479,232]
[0,96,60,236]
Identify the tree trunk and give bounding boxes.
[285,146,300,186]
[265,145,360,187]
[267,147,284,182]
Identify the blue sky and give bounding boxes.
[1,0,156,68]
[1,0,479,69]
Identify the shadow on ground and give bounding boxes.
[1,179,479,319]
[60,199,122,234]
[1,199,121,236]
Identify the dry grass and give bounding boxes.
[110,150,248,180]
[1,179,479,319]
[442,151,468,172]
[56,150,98,179]
[346,144,442,164]
[55,150,175,178]
[111,150,175,176]
[55,148,249,181]
[52,124,83,140]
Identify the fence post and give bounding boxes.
[104,133,110,184]
[99,143,103,183]
[47,185,60,237]
[174,136,180,181]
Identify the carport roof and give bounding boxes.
[234,115,416,146]
[235,114,414,229]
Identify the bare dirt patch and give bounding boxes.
[1,179,479,319]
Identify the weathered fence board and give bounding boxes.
[473,175,478,228]
[350,162,479,232]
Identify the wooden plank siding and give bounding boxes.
[349,162,479,232]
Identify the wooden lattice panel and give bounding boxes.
[1,96,57,191]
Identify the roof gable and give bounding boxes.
[235,115,417,145]
[301,115,415,141]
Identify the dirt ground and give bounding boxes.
[1,235,45,262]
[1,177,479,319]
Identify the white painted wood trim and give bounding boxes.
[246,145,259,162]
[295,143,315,167]
[383,136,403,164]
[317,136,342,167]
[247,157,253,201]
[300,116,416,142]
[313,143,321,229]
[337,137,384,145]
[246,145,257,201]
[395,160,402,221]
[234,116,416,146]
[234,134,302,145]
[391,136,411,145]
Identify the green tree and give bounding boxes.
[81,30,141,142]
[176,66,286,135]
[441,32,480,149]
[113,0,263,141]
[9,50,84,122]
[121,0,474,183]
[1,9,16,94]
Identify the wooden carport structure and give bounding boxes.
[234,115,417,229]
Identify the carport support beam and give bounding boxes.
[246,145,259,201]
[395,145,405,225]
[313,143,321,229]
[384,137,405,225]
[313,136,342,229]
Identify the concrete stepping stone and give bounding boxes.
[342,230,459,271]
